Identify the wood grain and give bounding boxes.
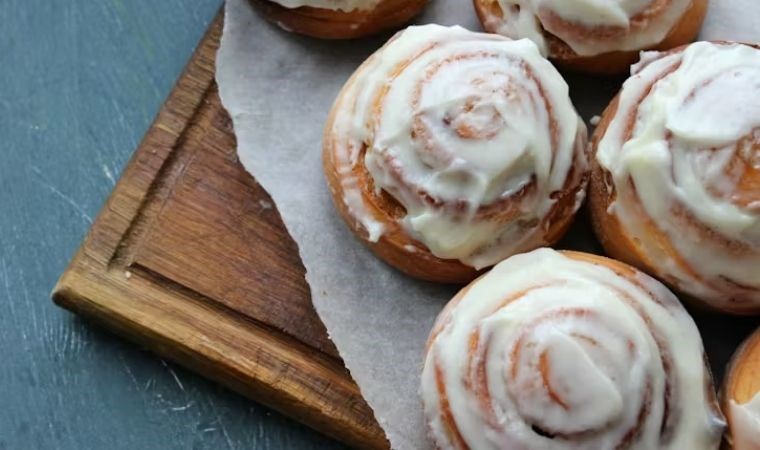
[0,0,340,448]
[52,12,387,450]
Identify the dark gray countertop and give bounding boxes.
[0,1,343,448]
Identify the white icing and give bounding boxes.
[486,0,691,56]
[731,394,760,450]
[421,248,724,450]
[595,42,760,311]
[326,25,587,268]
[269,0,380,12]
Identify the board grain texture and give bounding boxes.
[52,13,387,450]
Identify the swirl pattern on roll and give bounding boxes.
[476,0,693,57]
[325,25,587,269]
[593,42,760,313]
[421,248,724,450]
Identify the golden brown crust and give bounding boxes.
[721,328,760,449]
[323,104,584,283]
[588,41,760,314]
[323,97,481,284]
[588,42,760,314]
[588,77,723,311]
[322,29,589,283]
[423,249,724,449]
[472,0,708,74]
[321,48,479,283]
[249,0,428,40]
[588,93,658,279]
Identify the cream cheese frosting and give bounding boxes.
[484,0,692,56]
[730,393,760,450]
[327,25,587,269]
[269,0,380,11]
[421,248,724,449]
[595,41,760,311]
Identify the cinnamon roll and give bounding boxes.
[249,0,428,39]
[421,248,725,450]
[472,0,708,74]
[722,328,760,450]
[589,41,760,314]
[323,25,588,283]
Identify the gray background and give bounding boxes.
[0,1,343,448]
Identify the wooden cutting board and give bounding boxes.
[52,12,388,450]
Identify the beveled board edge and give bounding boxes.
[51,11,388,449]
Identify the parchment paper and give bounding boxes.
[216,1,759,448]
